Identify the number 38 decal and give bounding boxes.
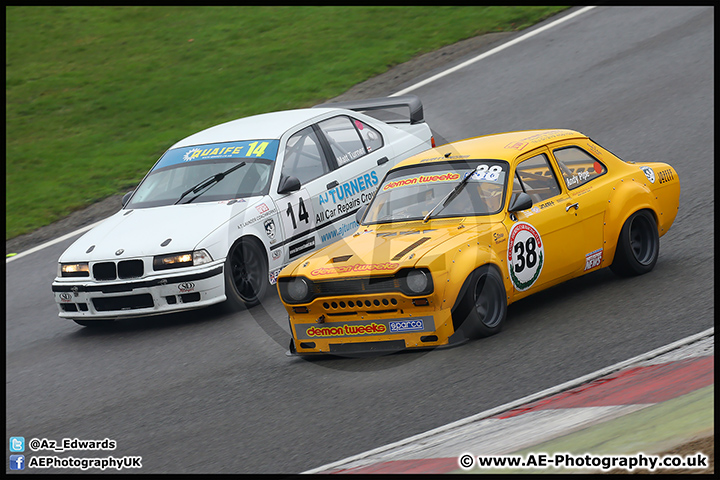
[508,222,544,291]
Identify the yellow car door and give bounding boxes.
[503,148,587,300]
[549,141,612,274]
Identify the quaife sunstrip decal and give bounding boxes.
[153,140,280,170]
[508,222,544,291]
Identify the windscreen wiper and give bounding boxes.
[175,162,246,205]
[422,165,483,223]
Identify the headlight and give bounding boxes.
[405,269,429,294]
[153,249,213,271]
[279,276,313,304]
[59,262,90,277]
[287,277,310,301]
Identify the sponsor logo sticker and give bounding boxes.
[306,323,387,337]
[264,218,276,241]
[640,166,655,183]
[585,248,603,271]
[289,237,315,259]
[389,319,424,333]
[310,262,399,276]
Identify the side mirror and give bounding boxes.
[278,175,301,195]
[355,204,368,225]
[121,190,135,208]
[508,192,533,212]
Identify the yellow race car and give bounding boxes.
[277,129,680,356]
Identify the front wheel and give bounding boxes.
[454,265,507,339]
[224,239,269,309]
[610,210,659,277]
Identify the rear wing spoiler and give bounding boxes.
[313,95,424,125]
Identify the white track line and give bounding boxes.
[303,327,714,474]
[5,7,596,264]
[6,218,108,264]
[390,6,596,97]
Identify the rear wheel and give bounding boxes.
[610,210,659,277]
[224,238,269,309]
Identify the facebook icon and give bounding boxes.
[9,455,25,470]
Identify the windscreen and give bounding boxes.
[363,160,509,224]
[126,140,279,209]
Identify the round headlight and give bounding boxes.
[287,277,310,301]
[406,270,429,294]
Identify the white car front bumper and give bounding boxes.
[51,261,226,320]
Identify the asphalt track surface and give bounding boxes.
[5,7,714,474]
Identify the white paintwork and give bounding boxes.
[51,105,432,320]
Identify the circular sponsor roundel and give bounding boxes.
[507,222,544,291]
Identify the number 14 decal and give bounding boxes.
[286,198,310,229]
[280,188,316,237]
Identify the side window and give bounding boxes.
[553,146,607,190]
[282,126,330,185]
[352,118,383,153]
[317,116,368,167]
[515,153,562,203]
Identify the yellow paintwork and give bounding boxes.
[277,130,680,355]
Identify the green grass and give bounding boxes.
[6,6,568,240]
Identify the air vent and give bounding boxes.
[392,237,431,261]
[93,262,117,281]
[331,255,353,263]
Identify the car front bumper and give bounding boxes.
[285,292,461,356]
[51,262,226,320]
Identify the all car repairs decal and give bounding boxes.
[508,222,544,291]
[317,170,379,222]
[153,140,280,171]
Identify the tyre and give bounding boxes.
[224,238,269,309]
[610,210,659,277]
[73,319,115,327]
[453,265,507,339]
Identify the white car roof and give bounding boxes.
[170,108,340,148]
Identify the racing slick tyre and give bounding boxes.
[610,209,659,277]
[452,265,507,340]
[73,319,115,327]
[224,238,269,309]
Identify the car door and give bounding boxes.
[275,125,331,264]
[548,141,609,274]
[312,115,395,247]
[503,148,585,299]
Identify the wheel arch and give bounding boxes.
[227,233,269,265]
[448,261,506,343]
[604,180,660,266]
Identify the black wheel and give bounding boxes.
[73,319,115,328]
[610,210,659,277]
[453,265,507,339]
[224,238,269,309]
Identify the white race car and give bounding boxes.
[52,96,434,326]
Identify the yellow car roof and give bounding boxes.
[396,129,588,169]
